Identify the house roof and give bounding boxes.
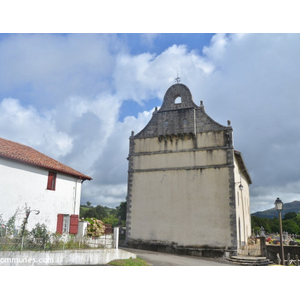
[234,150,252,185]
[0,137,92,181]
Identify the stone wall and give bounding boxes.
[266,245,300,262]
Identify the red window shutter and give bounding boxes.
[56,214,64,234]
[47,172,57,190]
[47,172,53,189]
[69,214,79,234]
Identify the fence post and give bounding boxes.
[114,227,119,249]
[259,236,267,257]
[287,253,290,266]
[296,255,299,266]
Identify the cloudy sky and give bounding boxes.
[1,32,300,213]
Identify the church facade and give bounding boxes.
[125,82,251,257]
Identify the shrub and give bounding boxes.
[85,218,105,237]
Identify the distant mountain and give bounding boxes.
[252,200,300,219]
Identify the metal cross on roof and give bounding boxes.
[175,73,181,83]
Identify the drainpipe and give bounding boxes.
[73,180,78,215]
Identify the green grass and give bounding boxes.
[108,257,150,266]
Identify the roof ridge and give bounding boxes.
[0,137,92,181]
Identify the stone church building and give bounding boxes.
[125,82,252,257]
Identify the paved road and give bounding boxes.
[121,247,239,266]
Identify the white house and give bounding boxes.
[0,137,92,234]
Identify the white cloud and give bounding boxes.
[2,33,300,211]
[0,98,73,159]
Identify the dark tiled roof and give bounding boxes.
[0,137,92,181]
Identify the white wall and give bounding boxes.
[234,157,251,248]
[0,157,82,233]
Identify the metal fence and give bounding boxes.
[0,234,114,251]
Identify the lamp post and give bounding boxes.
[275,197,285,265]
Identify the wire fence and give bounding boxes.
[0,234,114,251]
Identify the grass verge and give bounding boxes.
[108,257,150,266]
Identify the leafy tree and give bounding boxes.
[251,216,271,233]
[296,209,300,225]
[282,219,300,234]
[269,217,279,233]
[81,207,97,219]
[95,205,108,220]
[116,201,127,221]
[103,215,119,227]
[283,212,297,221]
[252,215,300,235]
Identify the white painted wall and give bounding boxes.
[234,157,251,248]
[0,157,82,233]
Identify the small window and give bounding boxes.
[56,214,78,234]
[47,171,57,190]
[62,215,70,233]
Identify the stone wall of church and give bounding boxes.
[126,131,236,254]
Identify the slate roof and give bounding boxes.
[0,137,92,181]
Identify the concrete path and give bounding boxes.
[121,247,239,266]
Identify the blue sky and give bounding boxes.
[2,32,300,213]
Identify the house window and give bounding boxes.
[62,215,70,233]
[47,171,57,190]
[56,214,79,234]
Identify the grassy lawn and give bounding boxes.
[108,257,150,266]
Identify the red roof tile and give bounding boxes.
[0,137,92,181]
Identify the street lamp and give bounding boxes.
[275,197,285,265]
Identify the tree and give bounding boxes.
[283,212,297,221]
[296,209,300,225]
[269,217,280,233]
[95,205,108,220]
[116,201,127,221]
[103,215,119,226]
[282,219,300,234]
[81,207,97,219]
[251,216,271,234]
